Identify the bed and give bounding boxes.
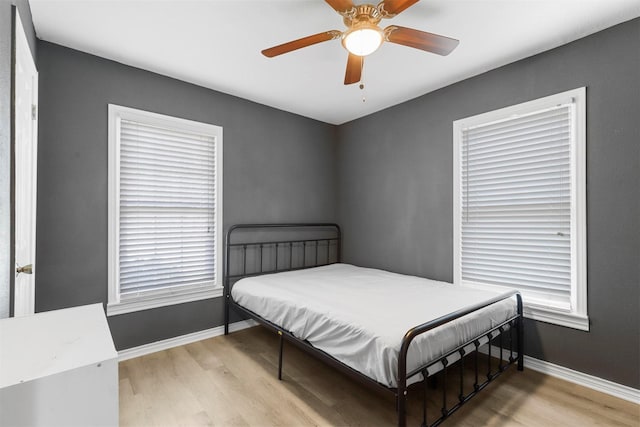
[224,223,523,427]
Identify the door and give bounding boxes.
[13,10,38,317]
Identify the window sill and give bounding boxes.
[107,286,223,316]
[523,303,589,331]
[459,282,589,331]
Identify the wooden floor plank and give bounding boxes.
[120,327,640,426]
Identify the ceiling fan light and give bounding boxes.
[343,27,383,56]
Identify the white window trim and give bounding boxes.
[453,87,588,331]
[107,105,223,316]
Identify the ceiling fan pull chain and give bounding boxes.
[360,61,367,102]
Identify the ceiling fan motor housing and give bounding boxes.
[341,4,382,27]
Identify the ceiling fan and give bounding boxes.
[262,0,459,85]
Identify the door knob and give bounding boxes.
[16,264,33,274]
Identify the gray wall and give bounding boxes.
[0,0,37,319]
[337,18,640,388]
[35,41,338,349]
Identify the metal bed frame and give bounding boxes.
[224,223,523,427]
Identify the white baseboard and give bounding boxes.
[479,344,639,404]
[118,320,258,361]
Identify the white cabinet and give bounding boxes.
[0,304,118,426]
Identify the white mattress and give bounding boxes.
[231,263,516,388]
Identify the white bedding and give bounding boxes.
[231,263,516,388]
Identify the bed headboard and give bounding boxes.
[224,223,341,294]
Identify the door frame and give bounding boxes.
[9,5,17,317]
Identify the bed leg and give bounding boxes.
[422,369,429,427]
[224,294,230,335]
[516,294,524,371]
[517,322,524,371]
[278,331,284,380]
[397,389,407,427]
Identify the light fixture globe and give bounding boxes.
[342,23,383,56]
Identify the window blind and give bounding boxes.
[118,119,218,298]
[460,104,573,305]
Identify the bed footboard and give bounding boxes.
[396,291,523,427]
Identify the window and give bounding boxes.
[107,105,223,316]
[453,88,587,330]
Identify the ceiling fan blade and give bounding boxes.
[344,53,363,85]
[325,0,355,14]
[379,0,419,16]
[262,30,341,58]
[385,25,459,56]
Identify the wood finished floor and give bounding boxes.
[119,327,639,426]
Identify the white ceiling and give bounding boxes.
[30,0,640,125]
